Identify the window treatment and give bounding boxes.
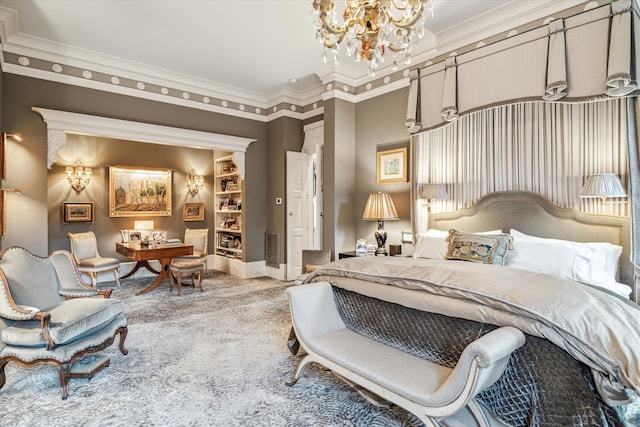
[406,0,639,133]
[412,99,629,234]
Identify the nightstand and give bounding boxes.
[339,251,386,259]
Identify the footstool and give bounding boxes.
[168,261,205,296]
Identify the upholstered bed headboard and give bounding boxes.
[429,191,632,293]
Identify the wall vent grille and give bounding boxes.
[265,232,281,268]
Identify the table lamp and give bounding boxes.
[579,174,627,203]
[362,192,399,256]
[419,183,448,213]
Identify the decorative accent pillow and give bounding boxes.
[445,229,513,265]
[414,229,503,260]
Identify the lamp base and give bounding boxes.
[375,246,388,256]
[374,220,387,256]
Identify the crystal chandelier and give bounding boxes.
[311,0,433,76]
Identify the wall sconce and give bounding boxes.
[187,169,204,196]
[419,183,448,213]
[579,173,627,204]
[3,132,22,142]
[66,161,92,192]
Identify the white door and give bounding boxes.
[286,151,310,280]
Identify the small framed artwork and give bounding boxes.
[129,231,142,241]
[377,147,408,184]
[62,202,94,224]
[120,229,131,243]
[184,202,204,221]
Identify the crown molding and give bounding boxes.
[32,107,255,168]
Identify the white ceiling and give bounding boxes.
[0,0,591,103]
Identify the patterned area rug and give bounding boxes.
[0,271,420,427]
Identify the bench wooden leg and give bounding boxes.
[285,354,314,387]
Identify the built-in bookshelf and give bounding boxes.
[214,155,243,260]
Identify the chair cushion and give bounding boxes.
[77,257,120,269]
[169,261,205,272]
[1,298,125,347]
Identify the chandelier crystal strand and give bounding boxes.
[311,0,431,76]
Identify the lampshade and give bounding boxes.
[362,193,399,221]
[419,183,448,200]
[134,220,155,230]
[579,174,627,200]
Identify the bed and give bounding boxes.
[300,191,640,427]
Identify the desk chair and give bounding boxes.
[169,228,208,296]
[67,231,121,287]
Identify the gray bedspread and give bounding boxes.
[305,256,640,426]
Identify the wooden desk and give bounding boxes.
[116,242,193,295]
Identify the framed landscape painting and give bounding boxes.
[62,202,94,223]
[184,202,204,221]
[109,166,172,217]
[376,147,408,184]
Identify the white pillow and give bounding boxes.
[413,229,449,259]
[414,229,502,260]
[508,229,623,291]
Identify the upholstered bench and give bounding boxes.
[286,282,525,427]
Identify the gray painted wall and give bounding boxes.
[1,72,415,267]
[266,117,304,264]
[1,74,268,262]
[355,88,412,254]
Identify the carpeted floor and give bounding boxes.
[0,271,420,427]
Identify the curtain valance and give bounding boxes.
[406,0,639,133]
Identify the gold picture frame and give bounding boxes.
[377,147,408,184]
[62,202,94,223]
[183,202,204,221]
[109,166,172,217]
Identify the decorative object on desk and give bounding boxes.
[418,183,448,213]
[62,202,94,224]
[128,231,142,241]
[184,202,204,221]
[362,192,399,256]
[120,229,131,243]
[186,169,204,196]
[66,161,92,192]
[580,173,628,204]
[356,239,367,254]
[134,220,154,246]
[377,147,408,184]
[150,230,167,243]
[109,166,172,217]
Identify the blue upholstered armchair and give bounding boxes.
[0,246,128,399]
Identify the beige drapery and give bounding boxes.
[406,1,638,133]
[412,99,629,234]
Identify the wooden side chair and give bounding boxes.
[168,228,208,296]
[67,231,121,287]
